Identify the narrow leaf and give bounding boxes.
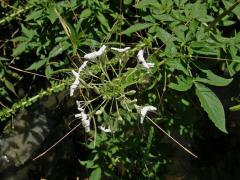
[4,79,17,95]
[26,59,47,70]
[49,45,63,58]
[229,104,240,111]
[122,23,154,36]
[195,82,227,133]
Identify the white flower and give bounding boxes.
[137,49,154,69]
[140,105,157,124]
[84,45,107,60]
[79,61,88,72]
[76,100,84,112]
[99,124,111,133]
[70,70,80,96]
[70,61,88,96]
[75,101,91,132]
[111,47,130,52]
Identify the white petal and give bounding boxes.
[76,100,84,112]
[137,49,154,69]
[142,62,155,69]
[140,105,157,124]
[84,45,107,60]
[84,51,99,60]
[70,70,80,96]
[79,61,88,72]
[137,50,145,63]
[111,47,130,52]
[98,45,107,54]
[75,113,82,118]
[82,117,90,132]
[99,124,111,133]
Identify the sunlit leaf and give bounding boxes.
[195,82,227,133]
[26,59,48,70]
[195,69,233,86]
[89,168,101,180]
[122,23,154,36]
[169,76,193,91]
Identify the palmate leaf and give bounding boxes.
[195,82,227,133]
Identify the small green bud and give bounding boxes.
[125,90,136,95]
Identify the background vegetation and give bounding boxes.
[0,0,240,179]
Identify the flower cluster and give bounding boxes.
[71,45,157,133]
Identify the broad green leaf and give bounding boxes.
[47,6,58,24]
[45,65,53,78]
[152,14,175,22]
[26,59,48,70]
[169,76,193,91]
[195,82,227,133]
[155,27,176,44]
[79,160,98,169]
[89,168,101,180]
[195,69,233,86]
[79,8,92,19]
[121,23,154,36]
[48,45,63,58]
[21,24,36,39]
[12,42,28,57]
[124,0,133,5]
[165,59,189,75]
[190,41,219,56]
[97,13,110,31]
[191,1,207,19]
[26,9,43,21]
[4,79,17,95]
[135,0,160,9]
[165,42,178,57]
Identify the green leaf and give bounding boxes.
[195,82,227,133]
[12,42,28,57]
[169,76,193,91]
[21,24,36,39]
[229,104,240,111]
[26,59,48,70]
[195,69,233,86]
[47,6,58,24]
[190,41,219,56]
[25,9,43,21]
[89,168,101,180]
[136,0,160,9]
[48,45,63,58]
[80,8,92,19]
[97,12,110,31]
[165,59,189,75]
[155,27,176,44]
[124,0,133,5]
[121,23,154,36]
[4,79,17,95]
